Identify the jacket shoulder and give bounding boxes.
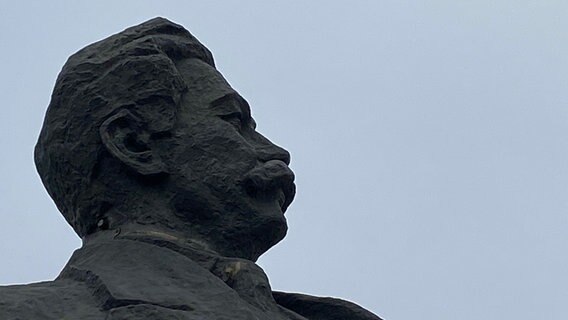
[0,279,104,320]
[273,291,383,320]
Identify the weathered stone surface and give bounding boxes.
[0,17,382,319]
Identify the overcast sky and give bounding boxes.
[1,1,568,319]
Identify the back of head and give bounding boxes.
[35,17,215,238]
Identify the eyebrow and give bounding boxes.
[210,92,252,119]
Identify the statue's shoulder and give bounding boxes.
[0,279,103,319]
[273,291,383,320]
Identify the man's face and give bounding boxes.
[162,58,295,261]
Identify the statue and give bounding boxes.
[0,18,382,320]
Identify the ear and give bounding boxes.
[100,109,167,176]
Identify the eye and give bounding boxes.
[219,112,244,131]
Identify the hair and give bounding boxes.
[35,17,215,237]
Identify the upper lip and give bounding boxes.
[242,160,296,212]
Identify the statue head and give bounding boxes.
[35,17,295,261]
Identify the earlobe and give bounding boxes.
[100,109,167,176]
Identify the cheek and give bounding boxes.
[190,125,258,170]
[168,119,259,189]
[170,134,257,189]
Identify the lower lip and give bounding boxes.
[277,189,286,210]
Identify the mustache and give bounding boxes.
[242,160,296,212]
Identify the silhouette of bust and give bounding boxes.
[0,18,381,320]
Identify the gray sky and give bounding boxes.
[1,1,568,319]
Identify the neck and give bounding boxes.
[84,223,214,252]
[83,221,266,262]
[83,201,269,261]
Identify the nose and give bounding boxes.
[254,133,291,165]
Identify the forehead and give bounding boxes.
[176,59,235,107]
[175,58,252,119]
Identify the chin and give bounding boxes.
[246,207,288,260]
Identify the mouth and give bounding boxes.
[242,160,296,212]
